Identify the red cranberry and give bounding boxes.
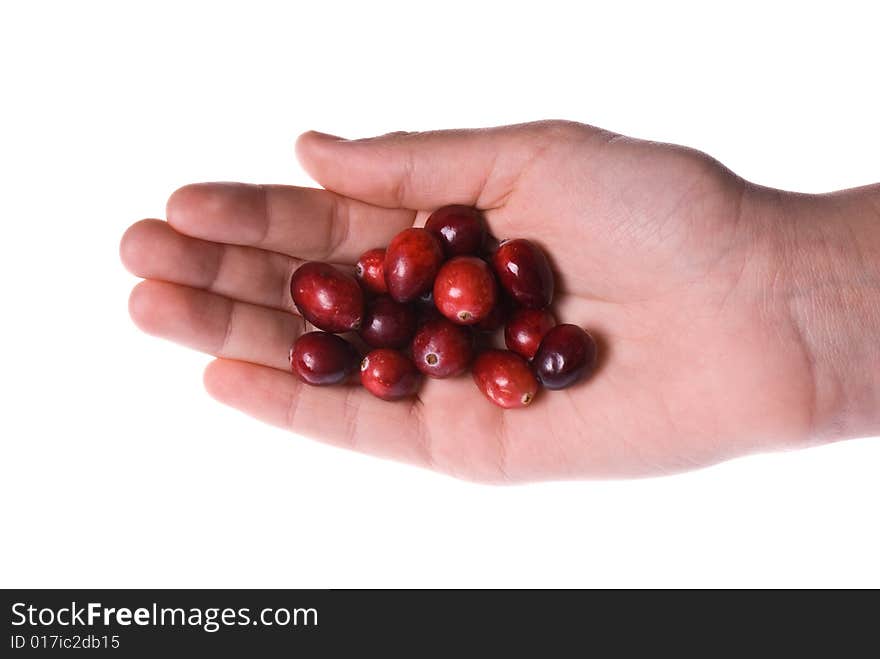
[491,239,554,309]
[411,318,474,378]
[384,228,444,303]
[433,256,498,325]
[290,332,359,386]
[358,295,417,348]
[425,205,487,257]
[504,308,556,360]
[355,247,387,295]
[290,261,364,332]
[533,324,597,390]
[472,349,539,409]
[360,349,422,401]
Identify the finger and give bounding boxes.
[128,280,301,371]
[121,219,300,313]
[295,123,562,210]
[166,182,415,262]
[203,359,431,467]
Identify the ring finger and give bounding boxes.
[128,279,303,371]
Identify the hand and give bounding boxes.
[120,121,880,482]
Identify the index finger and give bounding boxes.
[166,182,416,263]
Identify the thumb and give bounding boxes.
[295,124,551,210]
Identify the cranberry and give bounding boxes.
[482,234,502,259]
[290,332,359,386]
[471,329,495,354]
[425,205,487,257]
[411,318,474,378]
[417,289,434,307]
[472,349,539,409]
[414,289,441,323]
[473,297,510,333]
[360,349,422,401]
[290,261,364,333]
[504,308,556,360]
[358,295,417,349]
[533,324,597,390]
[384,228,444,303]
[491,239,554,309]
[433,256,498,325]
[355,247,387,295]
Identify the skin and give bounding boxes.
[120,121,880,483]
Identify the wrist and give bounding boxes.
[751,184,880,443]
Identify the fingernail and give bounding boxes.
[306,130,347,141]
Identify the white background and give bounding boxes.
[1,0,878,588]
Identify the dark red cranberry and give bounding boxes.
[491,239,554,309]
[425,205,487,257]
[433,256,497,325]
[504,308,556,360]
[290,261,363,332]
[481,234,502,259]
[472,349,539,409]
[355,247,387,295]
[414,289,441,323]
[417,289,434,306]
[473,297,510,333]
[472,329,495,354]
[411,318,474,378]
[360,349,422,401]
[384,228,444,303]
[533,324,597,390]
[358,295,417,348]
[290,332,359,386]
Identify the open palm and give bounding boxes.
[121,121,813,482]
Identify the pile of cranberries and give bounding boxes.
[288,205,598,409]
